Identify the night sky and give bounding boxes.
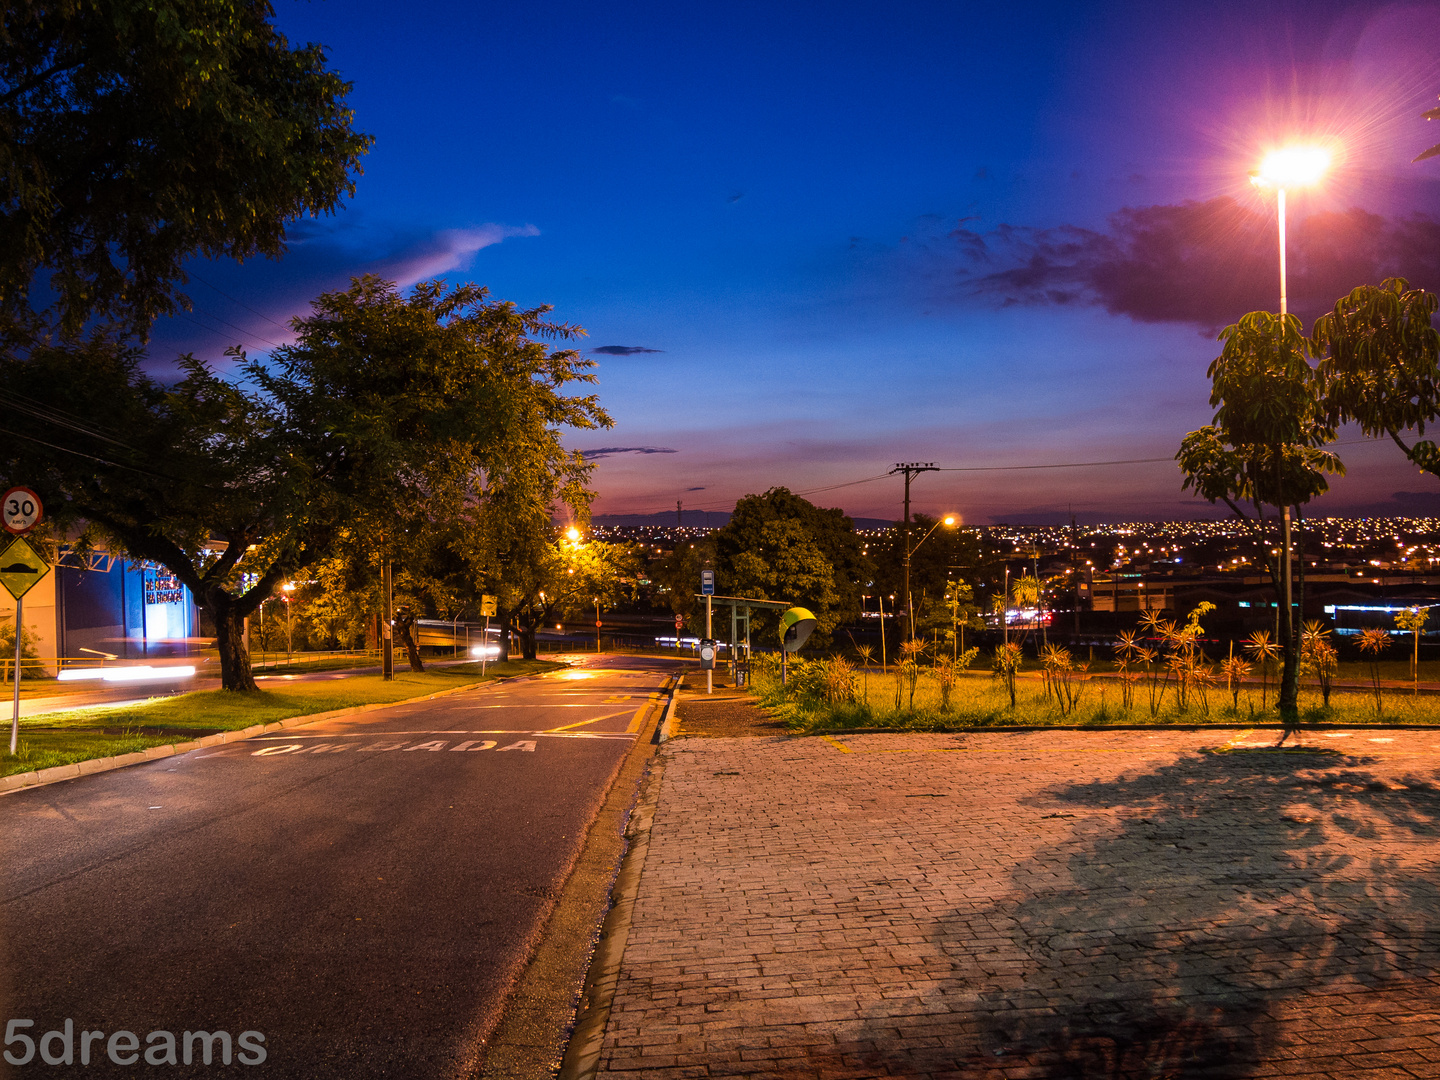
[146,0,1440,525]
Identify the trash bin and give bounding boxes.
[734,660,750,688]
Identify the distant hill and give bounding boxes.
[586,510,895,530]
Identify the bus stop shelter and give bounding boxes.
[694,594,790,677]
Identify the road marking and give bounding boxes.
[546,709,631,733]
[246,734,636,756]
[821,735,853,753]
[626,703,652,733]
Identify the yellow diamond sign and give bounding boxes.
[0,535,50,600]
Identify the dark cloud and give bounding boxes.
[578,446,678,459]
[686,486,706,491]
[950,198,1440,330]
[592,345,663,355]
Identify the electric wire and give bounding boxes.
[187,271,293,333]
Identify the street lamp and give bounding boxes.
[281,581,296,658]
[1250,144,1331,648]
[1250,145,1331,317]
[905,515,957,641]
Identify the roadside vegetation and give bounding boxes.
[1,660,561,779]
[752,629,1440,734]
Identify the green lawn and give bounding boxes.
[2,660,562,779]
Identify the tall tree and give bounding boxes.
[1313,278,1440,475]
[711,488,871,647]
[0,0,371,342]
[0,277,608,690]
[1177,310,1343,721]
[484,534,641,659]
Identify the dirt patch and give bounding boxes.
[675,693,790,738]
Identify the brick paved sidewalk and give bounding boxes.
[593,728,1440,1079]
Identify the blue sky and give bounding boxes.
[149,0,1440,524]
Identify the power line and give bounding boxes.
[187,271,294,333]
[175,307,286,351]
[938,456,1173,472]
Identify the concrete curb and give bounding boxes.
[656,674,684,743]
[1,672,537,796]
[557,736,668,1080]
[477,673,676,1080]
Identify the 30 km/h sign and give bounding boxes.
[2,487,42,534]
[0,535,49,600]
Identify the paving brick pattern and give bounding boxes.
[594,729,1440,1078]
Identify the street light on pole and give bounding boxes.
[281,581,296,659]
[1250,144,1331,654]
[906,515,957,641]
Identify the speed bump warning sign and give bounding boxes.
[0,535,49,600]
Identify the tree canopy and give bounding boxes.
[0,276,608,689]
[1313,278,1440,476]
[0,0,371,342]
[1177,310,1343,718]
[707,487,871,647]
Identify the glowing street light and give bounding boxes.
[905,514,958,641]
[1250,145,1332,315]
[565,526,582,543]
[281,581,296,657]
[1249,143,1332,660]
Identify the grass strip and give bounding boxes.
[2,660,562,779]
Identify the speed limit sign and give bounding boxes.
[2,487,42,535]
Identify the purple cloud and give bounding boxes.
[948,198,1440,329]
[592,345,664,355]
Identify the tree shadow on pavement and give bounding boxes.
[843,750,1440,1079]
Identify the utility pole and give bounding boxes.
[891,462,937,640]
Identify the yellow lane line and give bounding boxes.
[544,709,630,733]
[821,735,853,753]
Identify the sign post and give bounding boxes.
[2,487,46,756]
[480,594,497,674]
[700,570,715,694]
[674,612,683,654]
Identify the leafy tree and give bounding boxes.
[727,518,841,641]
[711,488,869,647]
[485,534,641,659]
[0,0,371,343]
[0,277,607,690]
[1177,310,1343,721]
[1313,279,1440,476]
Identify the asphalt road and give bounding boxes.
[0,655,679,1078]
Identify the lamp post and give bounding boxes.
[1250,145,1330,652]
[281,582,295,659]
[905,516,956,641]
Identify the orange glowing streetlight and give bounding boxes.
[905,514,959,641]
[1250,145,1332,315]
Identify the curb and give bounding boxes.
[557,735,668,1080]
[1,672,537,796]
[803,719,1440,736]
[656,675,684,743]
[477,673,677,1079]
